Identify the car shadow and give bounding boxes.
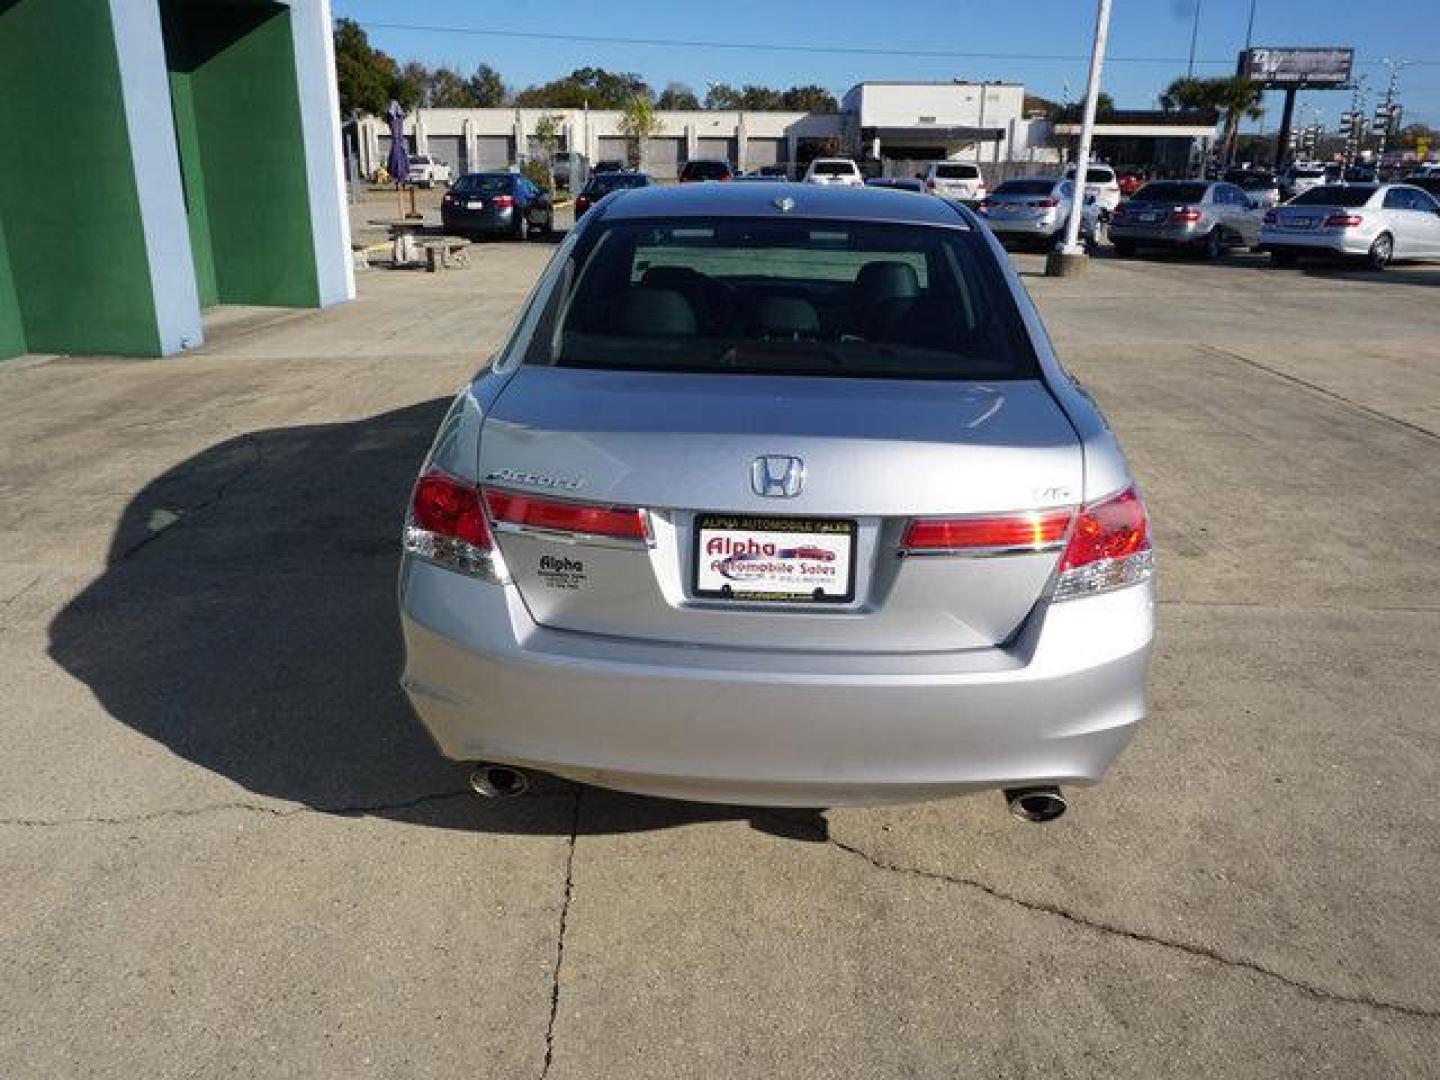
[46,399,824,841]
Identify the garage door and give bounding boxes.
[745,137,786,172]
[696,137,736,165]
[474,135,513,170]
[643,136,684,179]
[596,136,629,168]
[426,135,464,176]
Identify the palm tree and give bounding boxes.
[1161,76,1263,164]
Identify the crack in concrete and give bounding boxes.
[815,825,1440,1024]
[117,433,265,562]
[0,788,475,828]
[540,786,582,1080]
[1202,344,1440,443]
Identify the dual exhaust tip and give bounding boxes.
[468,765,1065,823]
[469,764,529,798]
[1004,786,1068,823]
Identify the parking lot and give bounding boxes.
[1,210,1438,1078]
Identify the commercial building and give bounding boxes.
[0,0,353,362]
[354,81,1056,182]
[1053,110,1220,176]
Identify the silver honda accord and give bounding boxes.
[399,183,1154,814]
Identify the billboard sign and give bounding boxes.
[1240,47,1354,88]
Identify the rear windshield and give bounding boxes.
[526,218,1037,381]
[994,180,1056,196]
[935,164,980,179]
[811,161,857,175]
[682,161,731,179]
[1130,182,1208,203]
[584,174,649,195]
[1291,185,1374,207]
[452,174,512,194]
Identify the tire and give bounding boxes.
[1201,228,1224,261]
[1269,250,1297,267]
[512,213,527,242]
[1365,233,1393,271]
[1112,240,1135,258]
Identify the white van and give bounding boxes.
[923,161,987,201]
[804,158,863,186]
[1064,164,1121,213]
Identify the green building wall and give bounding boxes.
[163,1,320,309]
[0,216,23,359]
[0,0,163,356]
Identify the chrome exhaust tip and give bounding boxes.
[1004,786,1067,823]
[469,764,529,798]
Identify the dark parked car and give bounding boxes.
[441,173,553,240]
[679,159,734,183]
[574,172,653,218]
[593,159,627,174]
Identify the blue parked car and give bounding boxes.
[441,173,553,240]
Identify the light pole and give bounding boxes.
[1046,0,1113,277]
[1186,0,1203,78]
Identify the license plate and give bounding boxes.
[1288,216,1315,229]
[694,515,855,603]
[466,200,486,209]
[1138,211,1162,223]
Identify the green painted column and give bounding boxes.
[0,0,164,355]
[0,216,23,359]
[163,1,319,308]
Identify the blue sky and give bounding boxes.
[334,0,1440,128]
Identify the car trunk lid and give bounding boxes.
[478,366,1082,653]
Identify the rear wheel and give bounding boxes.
[1201,228,1224,260]
[512,214,528,242]
[1365,233,1393,271]
[1269,250,1297,267]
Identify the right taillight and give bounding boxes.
[1324,214,1363,228]
[404,467,502,581]
[1053,486,1153,602]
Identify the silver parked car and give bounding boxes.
[399,184,1155,816]
[978,176,1103,250]
[1108,180,1263,258]
[1259,183,1440,270]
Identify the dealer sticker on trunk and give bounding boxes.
[694,515,855,603]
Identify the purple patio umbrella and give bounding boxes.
[385,100,409,184]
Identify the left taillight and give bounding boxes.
[1053,486,1153,602]
[404,467,502,580]
[483,489,650,544]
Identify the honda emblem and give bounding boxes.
[751,456,805,498]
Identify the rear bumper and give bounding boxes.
[441,207,517,234]
[1257,230,1371,256]
[1108,221,1205,245]
[986,216,1061,238]
[398,558,1154,807]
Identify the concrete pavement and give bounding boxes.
[1,225,1437,1078]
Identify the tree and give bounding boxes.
[394,61,428,110]
[618,95,661,168]
[1055,92,1116,123]
[333,18,399,117]
[515,67,650,109]
[781,85,838,112]
[704,83,741,110]
[1161,75,1261,162]
[737,85,785,110]
[657,82,701,110]
[469,63,507,107]
[532,114,565,190]
[427,67,477,108]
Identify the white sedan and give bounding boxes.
[1259,183,1440,270]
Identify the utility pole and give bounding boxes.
[1047,0,1113,277]
[1243,0,1258,51]
[1186,0,1203,78]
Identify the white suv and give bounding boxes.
[407,155,454,188]
[923,161,987,201]
[804,158,863,186]
[1064,164,1121,213]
